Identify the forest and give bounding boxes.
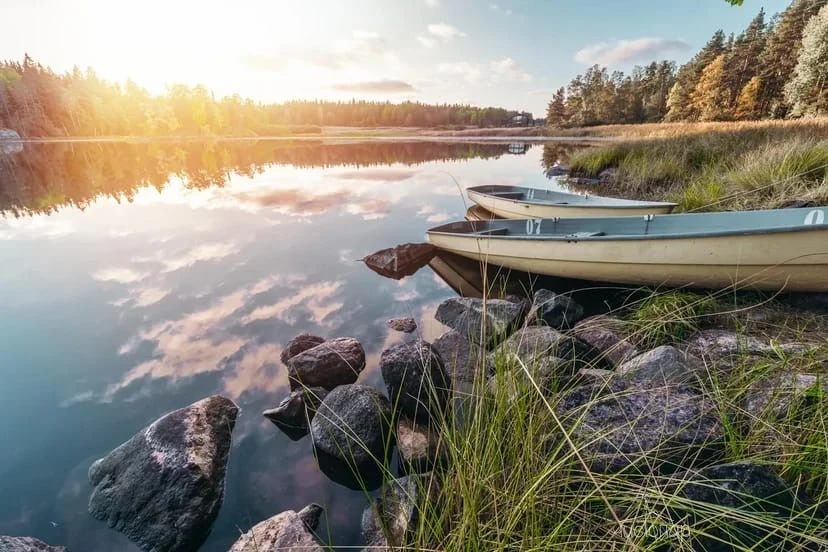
[0,58,523,138]
[546,0,828,126]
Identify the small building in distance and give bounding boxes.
[507,111,533,127]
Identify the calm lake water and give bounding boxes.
[0,139,582,550]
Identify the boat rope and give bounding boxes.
[686,160,828,212]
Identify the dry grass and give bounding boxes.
[552,118,828,140]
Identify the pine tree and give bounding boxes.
[758,0,828,117]
[784,3,828,116]
[665,30,726,121]
[725,8,767,106]
[546,87,568,126]
[690,54,731,120]
[734,76,763,119]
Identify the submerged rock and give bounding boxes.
[617,345,702,386]
[528,289,584,329]
[431,329,494,387]
[556,381,722,473]
[396,417,445,474]
[288,337,366,391]
[0,537,66,552]
[88,395,239,552]
[280,333,325,365]
[435,297,524,347]
[363,243,436,280]
[361,474,439,549]
[310,384,394,491]
[380,340,451,422]
[684,329,810,361]
[387,317,418,333]
[263,387,328,441]
[228,504,324,552]
[573,315,638,366]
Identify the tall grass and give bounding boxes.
[566,119,828,211]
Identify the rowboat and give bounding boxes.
[465,205,503,222]
[466,185,676,219]
[426,207,828,291]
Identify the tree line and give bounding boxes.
[0,57,525,137]
[547,0,828,126]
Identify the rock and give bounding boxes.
[396,417,445,474]
[495,326,610,373]
[386,317,417,333]
[488,356,566,399]
[528,289,584,329]
[435,297,525,347]
[617,345,702,386]
[684,329,810,361]
[228,504,324,552]
[363,243,436,280]
[88,395,239,552]
[742,373,827,422]
[288,337,366,391]
[280,333,325,365]
[556,381,723,473]
[573,315,638,366]
[310,384,394,491]
[572,368,615,386]
[0,537,66,552]
[380,340,451,422]
[361,474,439,550]
[432,330,493,387]
[0,128,22,155]
[263,387,328,441]
[677,463,814,551]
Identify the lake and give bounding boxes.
[0,139,583,550]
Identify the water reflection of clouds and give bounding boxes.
[92,267,150,284]
[333,169,420,182]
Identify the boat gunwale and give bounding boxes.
[466,185,678,209]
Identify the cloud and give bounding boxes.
[244,30,391,72]
[133,287,170,307]
[159,242,238,273]
[344,198,392,220]
[334,169,419,182]
[438,57,532,84]
[425,0,439,6]
[490,3,513,15]
[417,36,439,49]
[489,57,532,83]
[331,79,417,93]
[427,23,466,39]
[575,37,690,66]
[93,267,149,284]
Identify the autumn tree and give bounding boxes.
[734,75,763,119]
[546,88,567,126]
[690,54,732,120]
[665,30,727,121]
[784,3,828,116]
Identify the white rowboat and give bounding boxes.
[426,207,828,292]
[466,184,676,219]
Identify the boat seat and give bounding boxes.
[488,192,524,199]
[565,231,605,239]
[474,227,509,236]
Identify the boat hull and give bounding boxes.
[467,186,675,219]
[427,229,828,292]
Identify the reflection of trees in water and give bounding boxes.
[541,142,590,179]
[0,140,530,216]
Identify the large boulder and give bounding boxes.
[556,381,723,473]
[263,387,328,441]
[280,333,325,365]
[88,395,239,552]
[742,373,827,422]
[288,337,365,391]
[0,537,66,552]
[676,463,815,551]
[396,417,445,474]
[361,474,439,549]
[0,128,22,155]
[435,297,524,348]
[362,243,436,280]
[617,345,702,386]
[228,504,324,552]
[573,315,638,366]
[495,326,611,374]
[528,289,584,329]
[684,329,810,361]
[431,329,494,388]
[310,384,394,491]
[380,340,451,422]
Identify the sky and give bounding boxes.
[1,0,792,115]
